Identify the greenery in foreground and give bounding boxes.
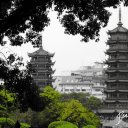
[0,85,102,128]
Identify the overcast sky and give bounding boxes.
[1,4,128,75]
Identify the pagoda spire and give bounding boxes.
[118,6,123,26]
[39,35,43,48]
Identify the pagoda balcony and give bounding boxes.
[106,47,128,52]
[105,59,128,64]
[107,67,128,70]
[102,105,128,109]
[33,77,54,81]
[31,61,55,65]
[106,97,128,100]
[106,40,128,44]
[106,58,128,62]
[106,87,128,90]
[108,76,128,80]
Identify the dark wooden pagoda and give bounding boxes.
[28,36,55,89]
[98,8,128,128]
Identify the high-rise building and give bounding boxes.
[98,8,128,127]
[28,36,55,88]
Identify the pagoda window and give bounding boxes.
[120,73,128,77]
[119,93,128,98]
[32,73,37,76]
[109,73,116,78]
[32,57,37,61]
[119,63,127,67]
[38,57,45,59]
[110,54,117,59]
[110,93,117,98]
[110,64,117,68]
[108,84,116,89]
[38,64,46,68]
[109,44,116,49]
[38,82,45,85]
[38,73,45,76]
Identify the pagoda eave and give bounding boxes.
[105,60,128,64]
[106,69,128,73]
[106,50,128,54]
[106,80,128,83]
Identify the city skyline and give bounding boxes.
[1,4,128,75]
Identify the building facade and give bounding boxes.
[28,37,55,88]
[98,8,128,128]
[53,62,106,99]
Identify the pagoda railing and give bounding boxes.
[108,76,128,80]
[107,87,128,90]
[102,105,128,109]
[107,58,128,61]
[107,47,128,51]
[107,67,128,70]
[106,97,128,100]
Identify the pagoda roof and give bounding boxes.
[108,7,128,35]
[108,25,128,34]
[28,46,54,57]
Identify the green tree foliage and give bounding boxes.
[30,87,101,128]
[86,96,103,111]
[61,92,90,106]
[31,86,62,127]
[0,117,15,128]
[83,125,96,128]
[61,92,102,111]
[59,99,100,128]
[48,121,78,128]
[0,0,125,46]
[20,122,31,128]
[40,86,61,103]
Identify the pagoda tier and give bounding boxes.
[98,8,128,127]
[28,44,55,88]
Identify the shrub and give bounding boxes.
[48,121,78,128]
[0,117,15,127]
[83,125,96,128]
[20,122,31,128]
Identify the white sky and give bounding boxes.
[1,4,128,75]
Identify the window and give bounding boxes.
[82,89,86,91]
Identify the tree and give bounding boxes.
[59,100,100,128]
[61,92,90,106]
[48,121,78,128]
[31,86,62,127]
[86,96,103,111]
[0,54,45,112]
[0,0,125,47]
[61,92,102,111]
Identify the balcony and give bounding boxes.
[108,76,128,80]
[102,105,128,109]
[107,86,128,90]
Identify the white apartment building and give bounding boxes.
[53,62,106,100]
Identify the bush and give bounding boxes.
[20,122,31,128]
[83,125,96,128]
[48,121,78,128]
[0,117,15,127]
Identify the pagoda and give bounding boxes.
[98,8,128,127]
[28,36,55,88]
